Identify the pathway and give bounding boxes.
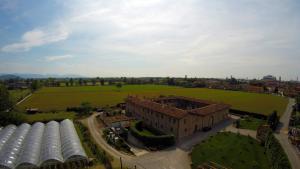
[274,98,300,169]
[16,93,32,105]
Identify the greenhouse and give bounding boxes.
[0,119,88,169]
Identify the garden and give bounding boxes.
[129,121,175,149]
[236,116,266,130]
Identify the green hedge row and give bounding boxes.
[130,121,175,148]
[75,121,112,169]
[265,131,291,169]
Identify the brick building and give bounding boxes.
[126,96,230,140]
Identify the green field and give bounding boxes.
[191,132,270,169]
[18,85,288,116]
[9,89,31,103]
[25,111,76,123]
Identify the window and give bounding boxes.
[169,117,172,123]
[173,119,176,124]
[161,114,163,119]
[184,119,186,124]
[184,128,187,132]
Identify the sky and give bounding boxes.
[0,0,300,80]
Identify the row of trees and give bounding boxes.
[0,84,25,125]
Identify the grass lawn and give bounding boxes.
[18,85,288,116]
[239,117,266,130]
[25,111,76,123]
[138,128,157,136]
[191,132,270,169]
[9,89,31,103]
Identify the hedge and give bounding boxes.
[229,109,268,120]
[130,121,175,148]
[265,131,291,169]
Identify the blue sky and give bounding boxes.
[0,0,300,80]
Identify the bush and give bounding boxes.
[0,110,25,126]
[130,121,175,148]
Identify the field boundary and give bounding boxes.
[16,93,32,105]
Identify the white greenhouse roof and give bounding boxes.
[0,119,87,169]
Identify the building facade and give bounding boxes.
[126,96,230,140]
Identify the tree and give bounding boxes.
[274,87,279,93]
[92,78,96,86]
[296,95,300,110]
[268,111,279,130]
[30,80,40,92]
[0,110,25,126]
[78,78,83,86]
[0,84,12,111]
[80,102,92,115]
[100,78,105,86]
[69,78,74,86]
[116,83,122,91]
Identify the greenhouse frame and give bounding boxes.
[0,119,88,169]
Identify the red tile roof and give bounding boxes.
[126,96,231,119]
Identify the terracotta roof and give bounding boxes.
[189,104,231,116]
[126,96,231,119]
[126,97,187,119]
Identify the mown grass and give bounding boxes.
[239,117,266,131]
[25,111,76,123]
[18,85,288,116]
[191,132,270,169]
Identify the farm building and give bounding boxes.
[0,119,88,169]
[126,96,230,140]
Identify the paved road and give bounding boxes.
[275,98,300,169]
[86,113,232,169]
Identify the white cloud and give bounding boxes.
[1,25,69,52]
[45,54,74,62]
[1,0,300,79]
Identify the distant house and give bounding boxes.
[244,85,264,93]
[263,75,277,81]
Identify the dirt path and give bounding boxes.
[16,93,32,105]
